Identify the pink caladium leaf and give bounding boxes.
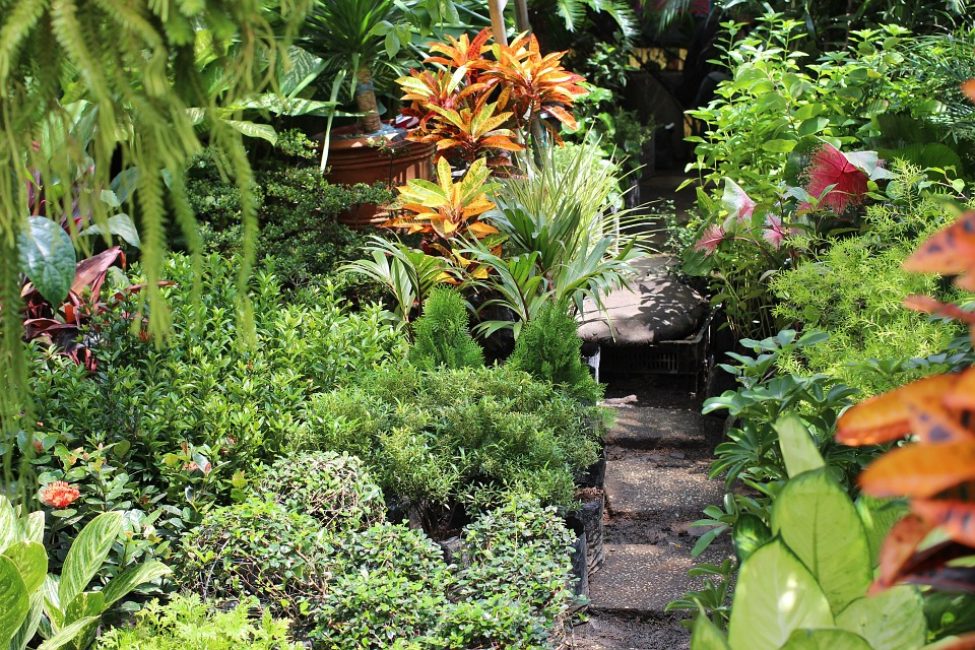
[721,178,757,223]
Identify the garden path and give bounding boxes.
[572,380,730,650]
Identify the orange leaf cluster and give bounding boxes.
[836,207,975,596]
[397,28,586,165]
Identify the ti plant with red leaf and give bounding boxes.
[385,157,498,240]
[835,209,975,603]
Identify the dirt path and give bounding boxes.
[572,383,731,650]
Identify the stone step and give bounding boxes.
[588,543,705,617]
[571,613,690,650]
[603,454,722,520]
[604,406,721,450]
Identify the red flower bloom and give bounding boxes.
[805,143,868,214]
[694,225,725,256]
[38,481,80,508]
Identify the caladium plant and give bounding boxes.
[386,157,499,240]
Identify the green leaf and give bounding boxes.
[100,560,171,608]
[855,495,909,565]
[2,542,47,593]
[775,415,825,479]
[58,511,123,611]
[10,591,45,650]
[224,120,277,144]
[17,216,77,306]
[733,514,771,562]
[80,214,141,248]
[37,615,99,650]
[63,591,104,627]
[692,615,731,650]
[728,540,834,650]
[0,556,30,648]
[0,495,17,554]
[771,470,871,614]
[762,139,797,153]
[836,586,926,650]
[780,629,872,650]
[798,117,830,137]
[24,512,45,544]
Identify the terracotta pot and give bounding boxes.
[323,122,435,228]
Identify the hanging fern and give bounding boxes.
[0,0,312,497]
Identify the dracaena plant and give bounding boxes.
[386,157,499,240]
[0,496,169,650]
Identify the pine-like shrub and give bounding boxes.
[507,302,603,403]
[409,288,484,370]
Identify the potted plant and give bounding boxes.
[303,0,435,225]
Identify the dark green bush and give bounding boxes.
[28,253,406,544]
[95,594,301,650]
[295,364,603,527]
[253,452,386,531]
[409,288,484,370]
[187,154,393,288]
[179,499,329,625]
[508,302,603,403]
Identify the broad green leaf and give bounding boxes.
[775,415,825,479]
[780,629,872,650]
[728,540,833,650]
[59,511,123,610]
[224,120,277,145]
[24,511,45,544]
[63,591,104,627]
[733,514,771,562]
[37,616,99,650]
[10,591,44,650]
[80,214,141,248]
[762,139,797,153]
[692,615,731,650]
[836,586,926,650]
[771,470,871,614]
[855,495,909,565]
[17,217,77,306]
[101,560,171,608]
[0,496,17,553]
[0,556,30,648]
[2,542,47,593]
[42,575,62,629]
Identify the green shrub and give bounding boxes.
[188,155,393,288]
[28,253,406,546]
[508,302,602,403]
[409,288,484,370]
[253,451,386,531]
[771,171,966,395]
[178,499,328,625]
[295,365,602,524]
[446,494,577,647]
[310,524,453,648]
[95,594,302,650]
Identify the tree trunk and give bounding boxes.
[354,66,382,134]
[488,0,509,45]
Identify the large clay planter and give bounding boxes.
[324,123,435,228]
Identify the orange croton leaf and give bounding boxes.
[903,210,975,287]
[912,499,975,547]
[945,367,975,411]
[425,28,492,70]
[872,514,935,594]
[904,294,975,327]
[962,79,975,104]
[835,373,962,445]
[908,400,975,444]
[859,441,975,499]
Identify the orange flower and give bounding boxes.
[38,481,80,508]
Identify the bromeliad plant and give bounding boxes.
[0,496,169,650]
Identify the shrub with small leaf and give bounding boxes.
[253,452,386,531]
[94,594,301,650]
[409,288,485,370]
